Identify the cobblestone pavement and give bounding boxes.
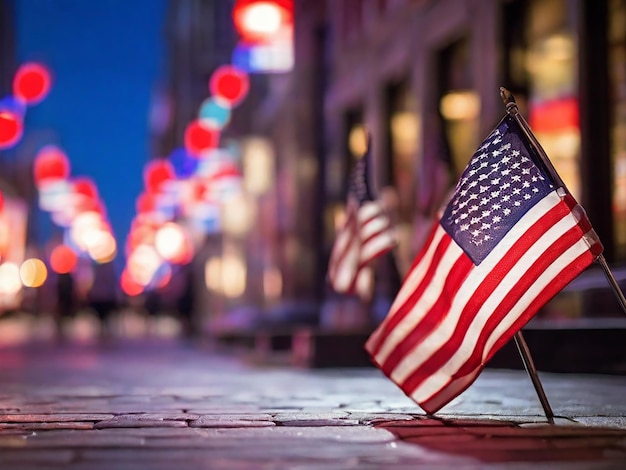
[0,339,625,469]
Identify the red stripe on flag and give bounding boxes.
[484,249,596,361]
[396,200,576,398]
[380,253,472,377]
[420,249,595,414]
[368,232,453,357]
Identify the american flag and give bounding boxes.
[327,145,396,299]
[366,115,603,414]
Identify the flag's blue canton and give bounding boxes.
[348,151,374,205]
[441,117,555,265]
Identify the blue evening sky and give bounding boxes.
[15,0,167,263]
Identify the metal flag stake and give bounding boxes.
[500,86,626,423]
[499,87,558,423]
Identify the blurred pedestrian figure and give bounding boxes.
[144,287,162,335]
[175,264,196,338]
[86,262,119,340]
[55,271,76,341]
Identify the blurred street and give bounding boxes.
[0,326,626,469]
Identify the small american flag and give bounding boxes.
[327,145,396,299]
[366,115,603,414]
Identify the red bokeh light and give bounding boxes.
[120,268,144,296]
[209,65,249,106]
[0,111,23,149]
[72,177,99,200]
[233,0,292,43]
[0,189,4,212]
[13,63,52,104]
[136,192,157,214]
[529,97,579,134]
[33,146,71,185]
[49,244,78,274]
[184,120,220,156]
[144,159,175,194]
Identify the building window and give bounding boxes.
[385,79,418,273]
[525,0,581,202]
[610,0,626,257]
[502,0,581,202]
[324,108,365,248]
[437,36,479,178]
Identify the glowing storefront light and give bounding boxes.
[440,91,481,121]
[526,31,581,200]
[222,254,246,298]
[348,124,367,158]
[263,266,282,300]
[222,193,255,236]
[204,256,222,293]
[242,137,274,194]
[204,254,247,298]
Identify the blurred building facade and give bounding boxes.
[0,0,30,313]
[160,0,626,332]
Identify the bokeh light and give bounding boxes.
[70,211,105,251]
[72,176,99,201]
[203,253,246,298]
[0,95,27,118]
[19,258,48,287]
[0,262,22,295]
[184,120,220,156]
[168,147,198,179]
[120,268,144,296]
[0,110,23,149]
[233,0,292,42]
[143,159,175,194]
[33,146,71,186]
[209,65,249,106]
[127,244,161,286]
[85,230,117,264]
[149,262,172,289]
[198,97,231,128]
[13,62,52,104]
[49,244,78,274]
[154,222,186,262]
[136,192,157,214]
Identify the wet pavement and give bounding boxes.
[0,337,625,469]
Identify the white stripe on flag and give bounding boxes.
[391,192,573,383]
[367,226,447,349]
[413,234,589,404]
[375,240,463,365]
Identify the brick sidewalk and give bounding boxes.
[0,339,625,469]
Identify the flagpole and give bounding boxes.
[513,331,555,423]
[597,254,626,316]
[500,87,626,318]
[499,87,556,423]
[499,88,565,188]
